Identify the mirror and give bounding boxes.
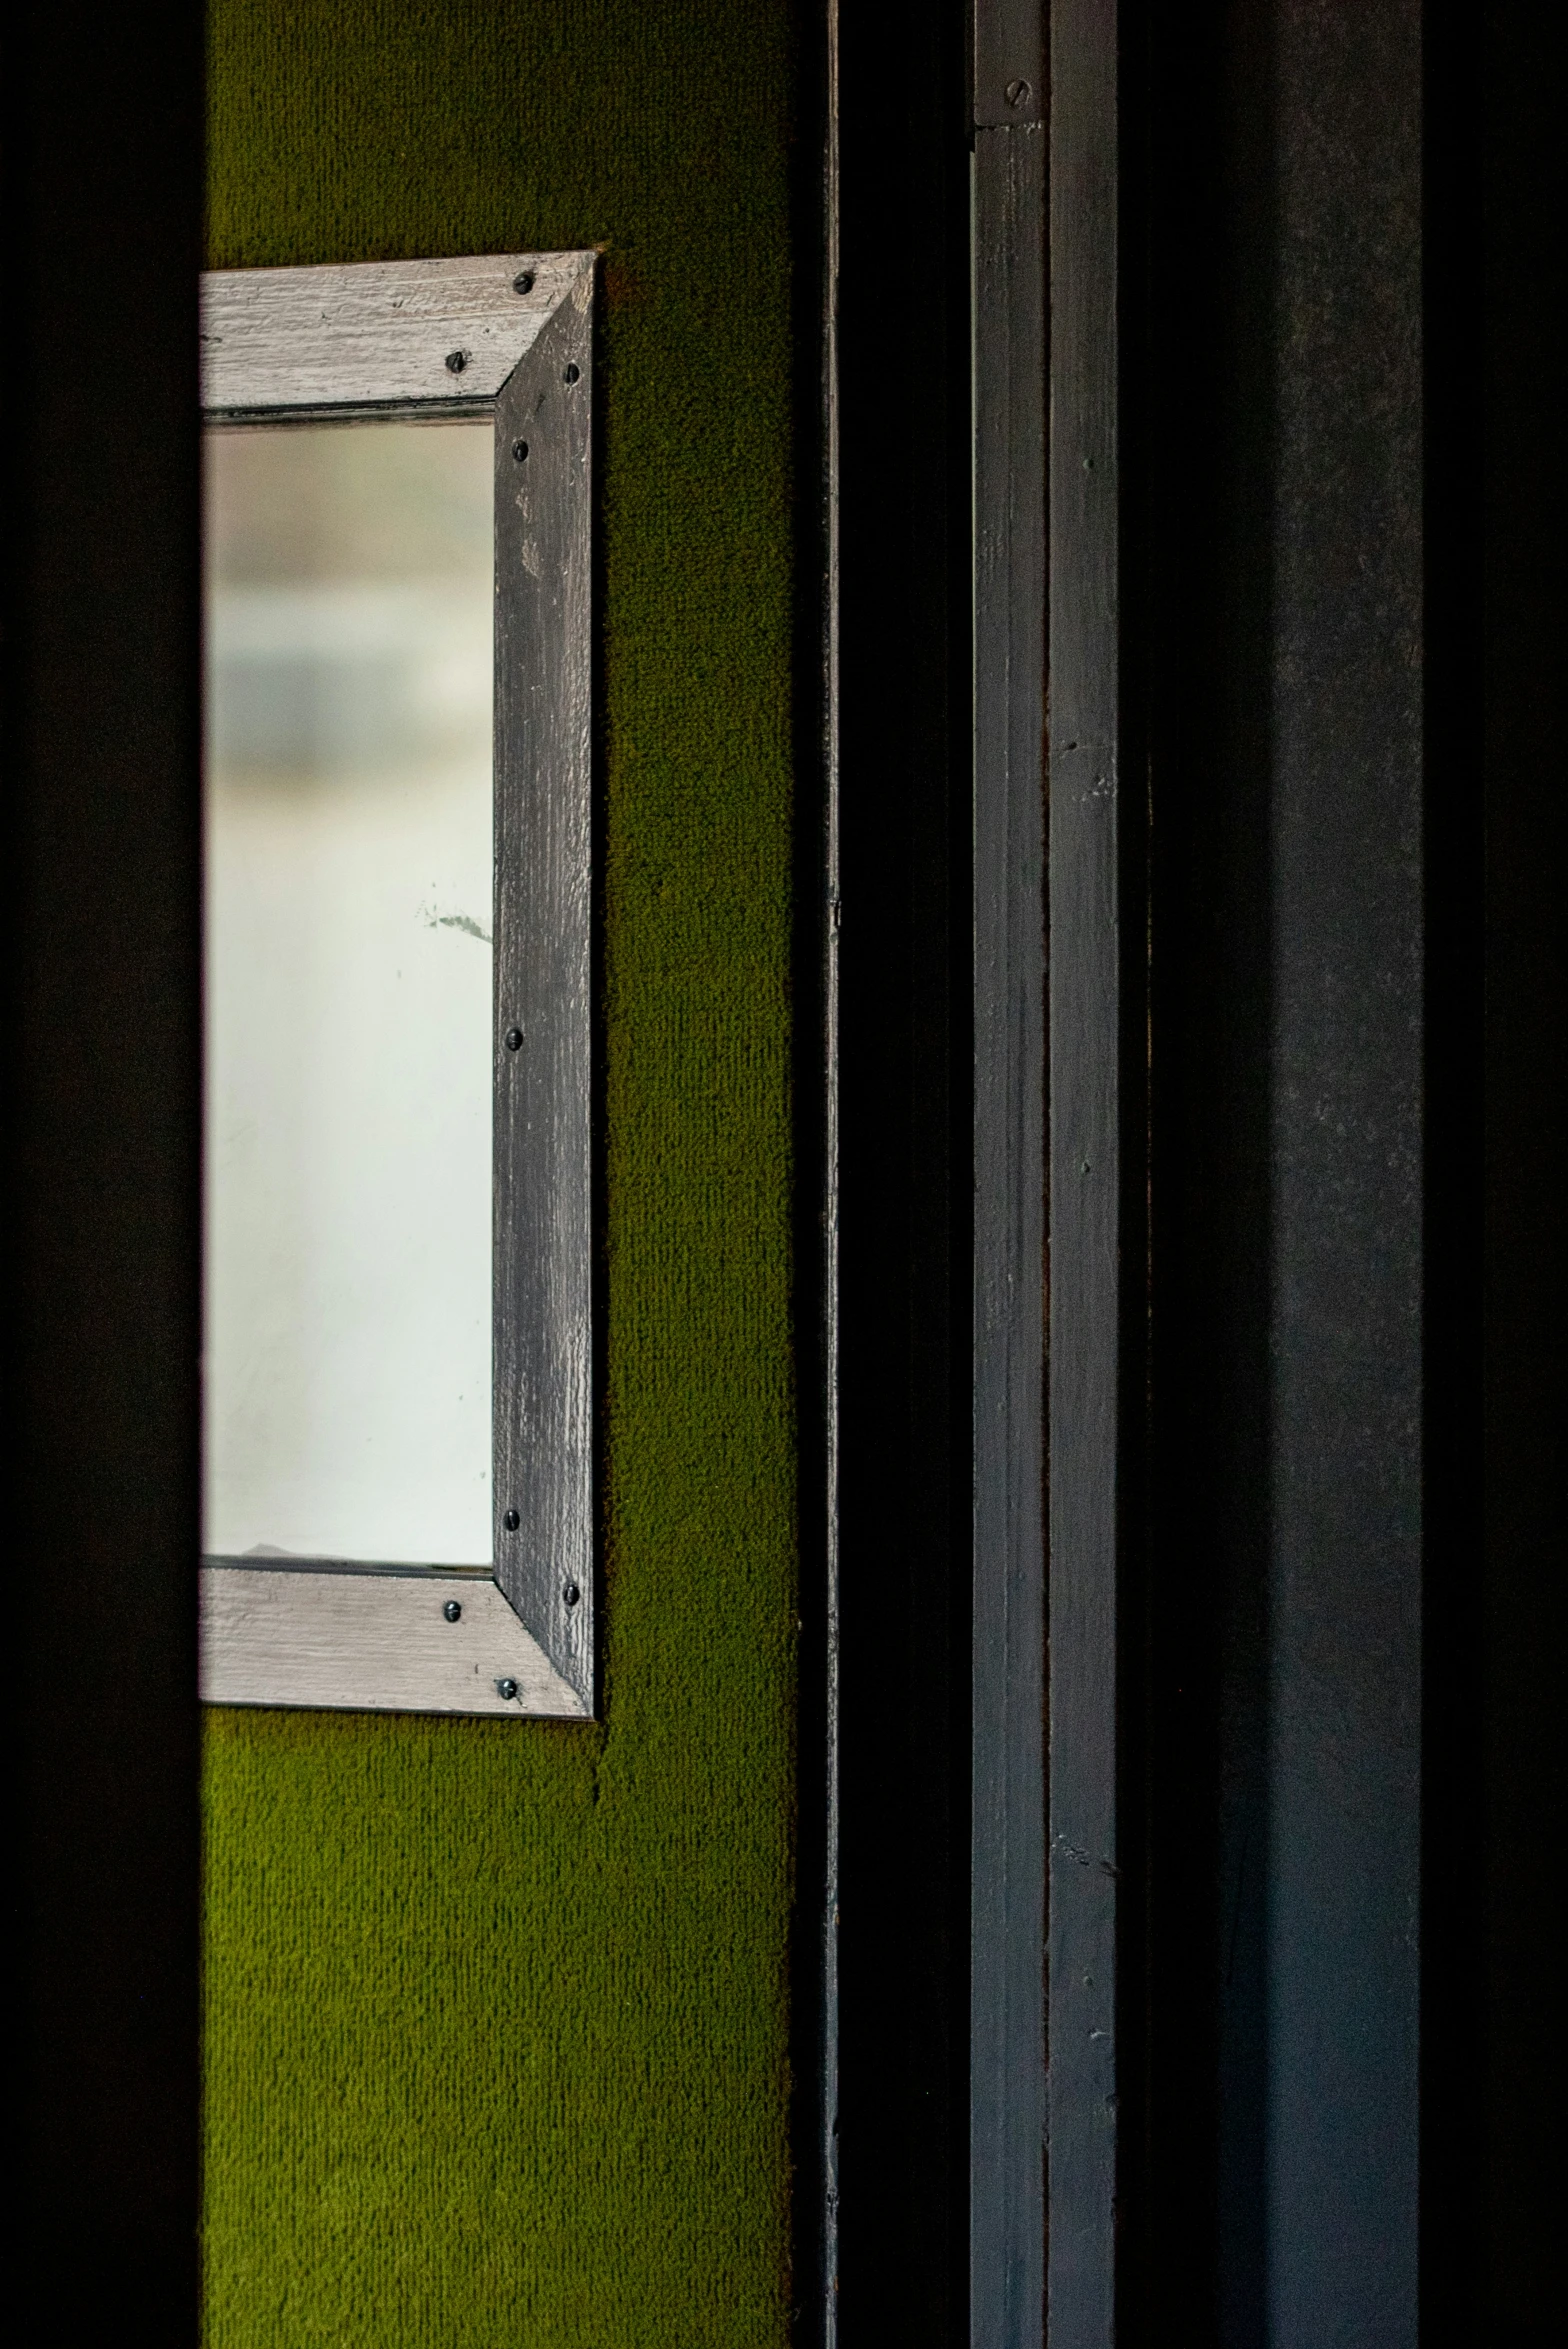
[199,250,596,1716]
[203,420,495,1568]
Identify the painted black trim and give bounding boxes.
[2,2,203,2341]
[1474,6,1568,2339]
[831,0,974,2339]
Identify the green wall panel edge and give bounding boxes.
[202,5,798,2341]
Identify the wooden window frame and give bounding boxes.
[197,251,598,1721]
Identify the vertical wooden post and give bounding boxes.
[971,4,1050,2344]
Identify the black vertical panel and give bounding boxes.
[1478,5,1568,2341]
[1,6,203,2344]
[1126,2,1279,2332]
[833,0,972,2339]
[1136,2,1286,2330]
[1263,9,1425,2334]
[1136,1,1427,2339]
[1418,0,1484,2333]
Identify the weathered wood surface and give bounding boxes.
[491,272,596,1711]
[200,1565,584,1716]
[201,250,593,418]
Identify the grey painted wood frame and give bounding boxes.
[971,0,1048,2341]
[1044,0,1121,2334]
[198,252,597,1720]
[973,0,1124,2339]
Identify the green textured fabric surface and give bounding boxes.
[202,5,798,2341]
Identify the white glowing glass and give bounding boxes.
[203,420,494,1566]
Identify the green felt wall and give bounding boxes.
[202,4,799,2341]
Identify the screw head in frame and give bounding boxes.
[563,362,581,385]
[505,1027,524,1051]
[497,1677,519,1701]
[513,271,535,295]
[563,1583,580,1608]
[504,1508,520,1532]
[442,1599,462,1622]
[445,349,468,373]
[1005,77,1032,109]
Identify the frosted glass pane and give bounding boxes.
[203,421,494,1566]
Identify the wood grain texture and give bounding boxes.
[1047,0,1120,2334]
[971,112,1047,2349]
[199,1565,584,1715]
[201,250,592,418]
[492,276,596,1710]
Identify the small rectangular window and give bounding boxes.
[198,254,597,1718]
